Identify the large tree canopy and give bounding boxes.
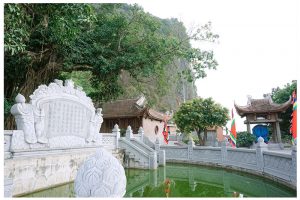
[269,80,297,141]
[4,3,219,128]
[174,98,229,145]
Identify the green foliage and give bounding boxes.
[4,98,13,118]
[236,131,256,148]
[120,128,126,137]
[174,97,229,136]
[270,80,297,136]
[4,3,219,128]
[118,18,199,111]
[59,71,96,95]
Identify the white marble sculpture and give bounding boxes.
[34,108,48,143]
[10,94,37,144]
[87,108,103,143]
[10,79,104,150]
[75,148,126,197]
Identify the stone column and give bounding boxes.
[246,122,251,133]
[272,123,277,143]
[126,125,134,140]
[256,137,267,172]
[112,124,120,149]
[275,121,282,143]
[188,137,195,160]
[159,150,166,166]
[221,140,227,165]
[138,127,144,143]
[291,143,297,185]
[155,138,160,152]
[149,151,158,169]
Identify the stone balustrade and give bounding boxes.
[159,137,296,188]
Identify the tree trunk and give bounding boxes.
[4,51,62,129]
[197,130,204,146]
[203,129,208,146]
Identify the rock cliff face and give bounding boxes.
[118,18,197,112]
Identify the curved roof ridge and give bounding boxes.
[234,96,292,117]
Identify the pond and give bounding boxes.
[22,163,296,197]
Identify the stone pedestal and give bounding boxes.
[4,178,13,197]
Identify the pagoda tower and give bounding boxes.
[234,95,291,149]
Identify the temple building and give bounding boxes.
[234,95,291,149]
[99,96,167,142]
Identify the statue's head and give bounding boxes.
[15,93,26,103]
[96,108,102,115]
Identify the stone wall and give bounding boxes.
[142,118,164,143]
[5,147,124,197]
[160,139,297,189]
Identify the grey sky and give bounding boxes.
[138,0,299,131]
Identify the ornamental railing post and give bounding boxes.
[188,137,195,160]
[112,124,120,149]
[126,125,133,140]
[138,127,144,143]
[256,137,268,172]
[221,139,227,165]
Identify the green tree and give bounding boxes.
[236,131,256,148]
[269,80,297,137]
[174,98,229,145]
[4,4,218,128]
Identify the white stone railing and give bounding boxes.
[120,126,158,169]
[192,146,222,164]
[159,137,296,187]
[263,151,294,182]
[161,146,188,160]
[130,138,155,155]
[143,135,155,149]
[101,133,117,149]
[226,148,257,170]
[119,137,152,169]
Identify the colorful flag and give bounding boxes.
[290,90,297,144]
[162,116,169,144]
[230,109,237,147]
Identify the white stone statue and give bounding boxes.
[34,108,48,143]
[87,108,103,143]
[10,94,37,144]
[75,148,126,197]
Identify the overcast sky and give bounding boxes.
[137,0,299,132]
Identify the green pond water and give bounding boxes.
[22,163,296,198]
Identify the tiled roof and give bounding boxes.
[101,97,145,118]
[147,108,165,121]
[101,96,165,121]
[234,95,291,117]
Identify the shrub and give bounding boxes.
[236,131,256,148]
[120,128,126,137]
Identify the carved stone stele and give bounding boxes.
[10,79,104,150]
[74,148,126,197]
